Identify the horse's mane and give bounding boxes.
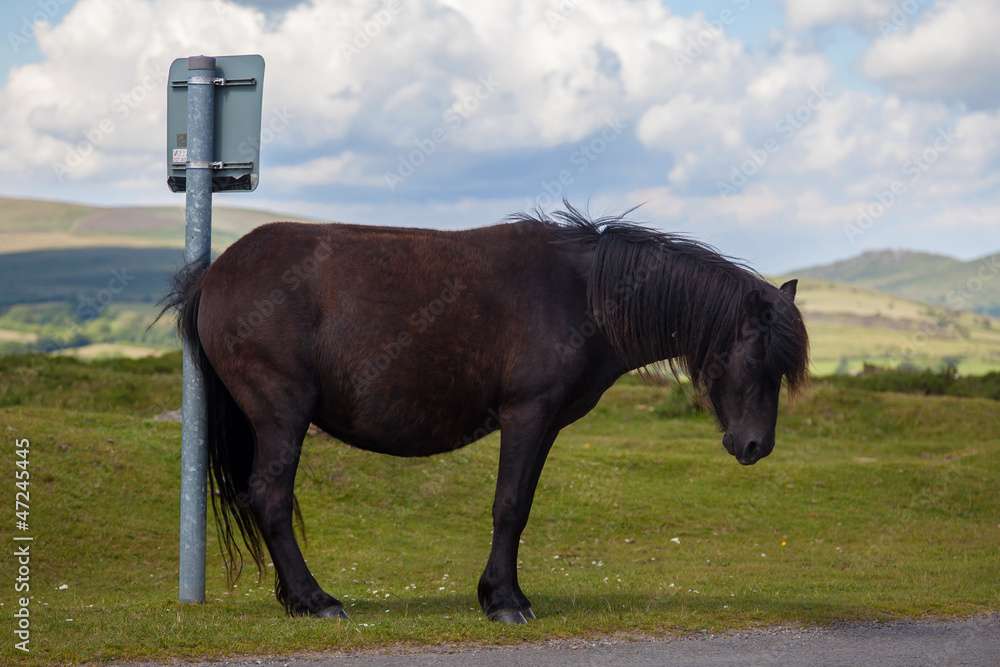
[507,202,809,393]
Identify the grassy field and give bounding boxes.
[0,354,997,664]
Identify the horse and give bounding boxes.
[160,203,809,624]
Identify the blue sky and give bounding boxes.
[0,0,998,273]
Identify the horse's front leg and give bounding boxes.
[478,401,557,624]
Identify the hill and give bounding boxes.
[793,249,1000,316]
[0,196,311,253]
[0,247,183,308]
[793,279,1000,375]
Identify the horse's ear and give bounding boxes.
[779,279,798,302]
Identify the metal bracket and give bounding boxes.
[170,77,257,88]
[183,160,254,170]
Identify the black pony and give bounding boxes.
[161,203,808,623]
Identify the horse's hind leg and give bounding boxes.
[239,385,346,618]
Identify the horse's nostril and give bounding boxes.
[744,440,760,461]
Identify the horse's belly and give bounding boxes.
[314,392,501,457]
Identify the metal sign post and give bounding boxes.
[168,54,265,604]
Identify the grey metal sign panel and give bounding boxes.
[166,54,265,192]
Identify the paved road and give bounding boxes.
[137,615,999,666]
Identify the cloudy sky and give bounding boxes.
[1,0,998,273]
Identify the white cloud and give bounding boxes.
[784,0,901,30]
[268,152,384,188]
[0,0,755,183]
[0,0,999,272]
[637,47,833,191]
[863,0,1000,108]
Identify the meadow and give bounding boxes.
[0,354,997,664]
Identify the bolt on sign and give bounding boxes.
[166,54,265,192]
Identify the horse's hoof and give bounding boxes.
[314,605,349,619]
[489,609,528,624]
[523,607,536,620]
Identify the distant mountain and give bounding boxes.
[793,249,1000,316]
[0,196,313,254]
[0,247,183,308]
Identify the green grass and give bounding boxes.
[0,355,998,664]
[0,302,176,355]
[825,366,1000,400]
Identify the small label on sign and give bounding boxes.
[172,148,188,165]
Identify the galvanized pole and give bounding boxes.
[179,54,215,604]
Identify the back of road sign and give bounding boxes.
[166,54,265,193]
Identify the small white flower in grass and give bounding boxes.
[760,553,767,558]
[670,537,681,544]
[438,586,446,591]
[57,584,69,590]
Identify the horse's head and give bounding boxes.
[708,279,807,465]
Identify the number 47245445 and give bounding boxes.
[15,440,29,524]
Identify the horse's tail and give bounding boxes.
[156,261,266,586]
